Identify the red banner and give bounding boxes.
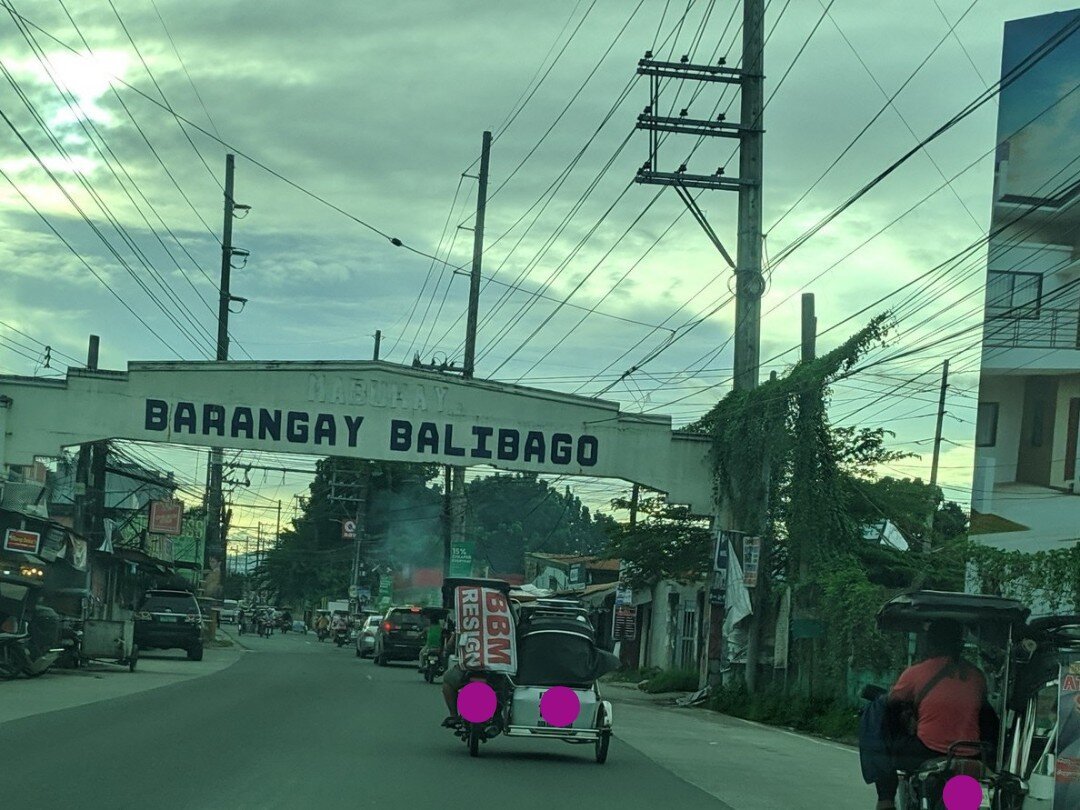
[454,585,517,674]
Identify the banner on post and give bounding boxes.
[612,604,638,641]
[449,541,474,578]
[454,585,517,674]
[1056,656,1080,809]
[743,536,761,588]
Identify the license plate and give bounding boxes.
[157,615,179,623]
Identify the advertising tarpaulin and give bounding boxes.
[612,604,637,641]
[454,585,517,674]
[3,528,41,554]
[1056,656,1080,810]
[449,541,474,578]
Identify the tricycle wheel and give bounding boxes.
[468,725,480,757]
[595,731,610,764]
[128,645,139,672]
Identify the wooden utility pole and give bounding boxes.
[926,358,950,553]
[447,131,492,570]
[206,154,244,597]
[73,335,99,539]
[463,130,491,379]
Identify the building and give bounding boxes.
[971,9,1080,558]
[523,552,620,592]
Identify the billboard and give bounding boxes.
[971,10,1080,583]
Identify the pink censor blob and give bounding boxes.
[942,775,983,810]
[458,681,497,723]
[540,686,581,727]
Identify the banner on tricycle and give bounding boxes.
[454,585,517,675]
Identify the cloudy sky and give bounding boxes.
[2,0,1078,531]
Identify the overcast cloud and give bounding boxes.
[3,0,1078,520]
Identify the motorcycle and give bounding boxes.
[863,589,1080,810]
[442,578,617,762]
[421,648,447,683]
[333,626,349,647]
[316,626,329,642]
[0,569,62,679]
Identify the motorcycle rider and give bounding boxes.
[330,611,348,641]
[870,619,989,810]
[419,615,445,671]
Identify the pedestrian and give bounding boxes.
[237,607,246,635]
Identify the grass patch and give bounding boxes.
[708,681,859,742]
[640,667,699,693]
[969,511,1029,535]
[603,666,661,684]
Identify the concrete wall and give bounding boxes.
[642,580,705,671]
[974,376,1025,487]
[1051,374,1080,490]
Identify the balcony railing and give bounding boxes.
[984,305,1080,349]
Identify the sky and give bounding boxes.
[2,0,1079,536]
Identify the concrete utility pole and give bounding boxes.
[733,0,765,394]
[447,131,492,570]
[206,154,245,597]
[373,330,382,361]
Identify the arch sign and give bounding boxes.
[0,361,715,513]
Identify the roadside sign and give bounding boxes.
[743,536,761,588]
[612,604,637,641]
[148,499,184,536]
[342,519,357,540]
[614,584,633,606]
[348,584,358,598]
[3,528,41,554]
[568,562,587,590]
[714,529,742,571]
[449,541,474,578]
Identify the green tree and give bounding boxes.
[262,458,442,605]
[464,473,617,573]
[604,496,712,590]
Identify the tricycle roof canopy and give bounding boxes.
[877,590,1030,633]
[0,360,714,513]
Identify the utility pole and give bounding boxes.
[373,330,382,361]
[206,154,247,598]
[73,335,99,539]
[927,358,950,552]
[447,131,492,572]
[636,1,766,688]
[629,483,640,528]
[733,0,765,393]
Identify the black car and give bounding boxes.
[134,590,204,661]
[372,606,426,666]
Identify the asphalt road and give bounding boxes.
[1,630,726,810]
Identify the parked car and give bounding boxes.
[133,590,203,661]
[371,606,426,666]
[355,614,382,658]
[220,599,239,624]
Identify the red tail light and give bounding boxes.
[383,622,393,631]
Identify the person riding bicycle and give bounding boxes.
[871,618,989,810]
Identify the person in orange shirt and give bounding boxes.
[875,619,987,810]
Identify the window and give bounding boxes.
[976,403,999,447]
[987,271,1042,319]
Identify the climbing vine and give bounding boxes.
[967,542,1080,613]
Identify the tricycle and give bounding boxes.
[867,589,1080,810]
[0,567,63,678]
[441,577,617,762]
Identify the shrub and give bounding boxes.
[640,667,700,693]
[603,666,661,684]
